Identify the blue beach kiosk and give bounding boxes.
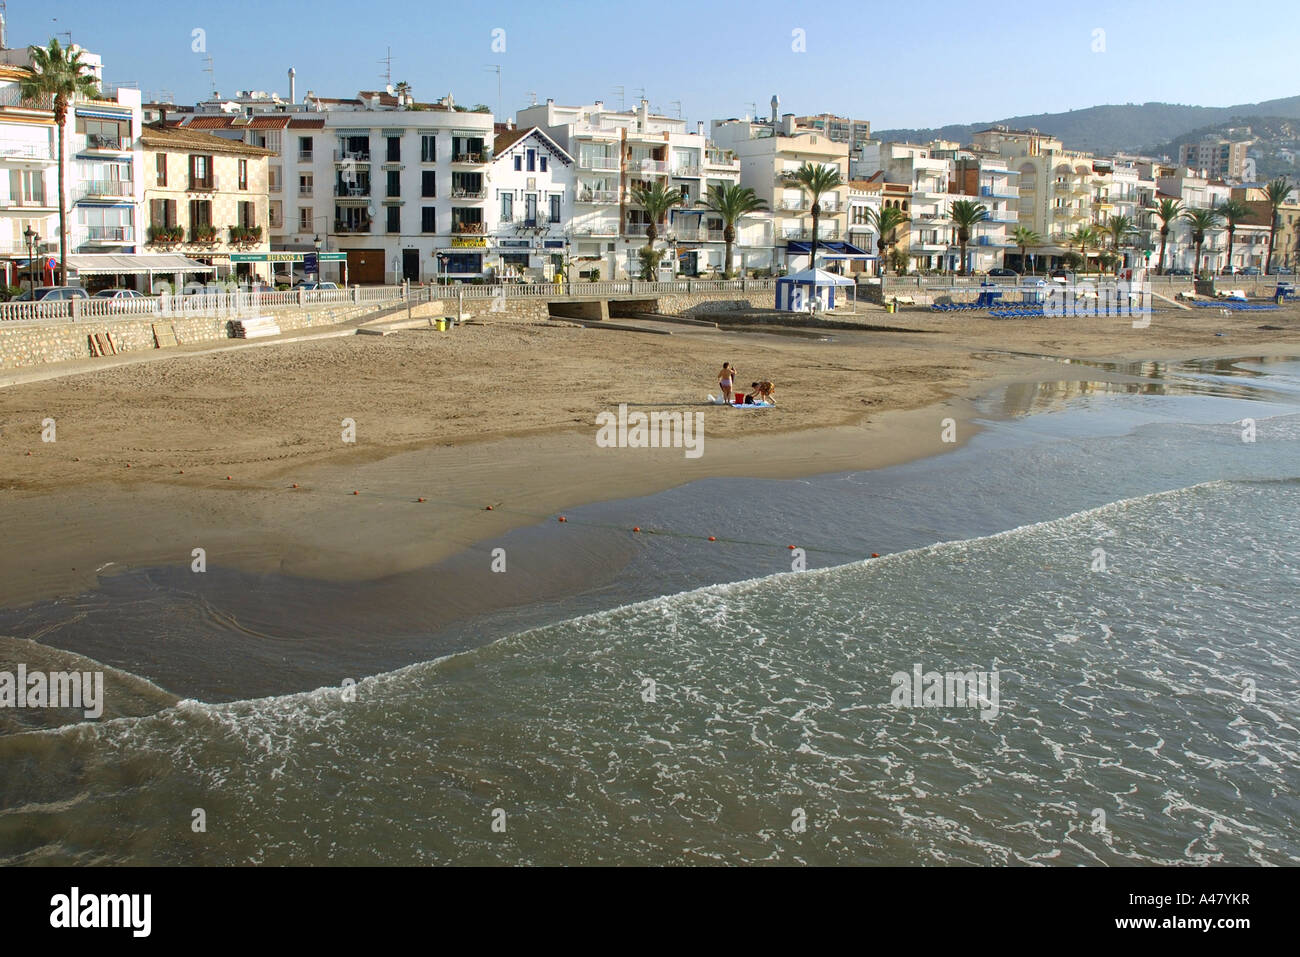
[775,268,856,312]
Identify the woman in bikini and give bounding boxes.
[717,362,736,404]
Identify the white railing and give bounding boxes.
[577,190,619,204]
[578,155,620,171]
[0,139,54,161]
[0,279,780,324]
[81,180,134,198]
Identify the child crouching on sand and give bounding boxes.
[750,381,776,404]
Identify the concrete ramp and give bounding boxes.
[548,299,610,321]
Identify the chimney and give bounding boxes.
[697,121,704,136]
[639,98,649,128]
[781,113,796,137]
[288,67,296,104]
[594,99,603,109]
[0,12,6,50]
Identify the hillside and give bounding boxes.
[875,94,1300,156]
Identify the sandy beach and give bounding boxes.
[2,303,1299,608]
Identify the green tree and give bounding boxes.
[703,183,768,277]
[20,39,100,286]
[1103,215,1134,275]
[1012,226,1042,274]
[1181,207,1224,278]
[629,182,683,276]
[1155,197,1184,275]
[1070,225,1100,274]
[784,161,843,266]
[866,205,909,276]
[1262,179,1294,274]
[1214,199,1253,274]
[948,200,988,276]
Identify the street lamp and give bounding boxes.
[23,226,39,297]
[313,233,322,282]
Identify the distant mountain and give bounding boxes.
[874,95,1300,157]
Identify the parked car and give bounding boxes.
[1167,268,1193,276]
[987,267,1019,278]
[1048,269,1076,284]
[11,285,90,302]
[1239,266,1261,275]
[293,281,339,291]
[1275,267,1293,275]
[92,288,147,299]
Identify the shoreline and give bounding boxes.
[2,309,1299,609]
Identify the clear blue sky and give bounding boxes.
[10,0,1298,130]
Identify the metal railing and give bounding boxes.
[82,179,134,197]
[0,139,54,160]
[0,278,780,324]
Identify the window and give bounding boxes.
[421,135,436,162]
[421,207,437,233]
[421,171,437,198]
[77,205,131,241]
[189,199,212,226]
[524,194,537,226]
[387,206,401,233]
[526,149,536,172]
[269,201,282,229]
[387,137,401,162]
[149,198,177,227]
[500,192,513,223]
[549,194,561,223]
[299,206,313,231]
[540,155,548,173]
[238,159,248,190]
[155,153,167,186]
[299,174,313,196]
[298,136,313,160]
[514,155,522,172]
[189,155,213,188]
[238,201,256,228]
[9,169,44,205]
[76,116,127,148]
[387,170,401,197]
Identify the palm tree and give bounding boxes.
[785,161,843,267]
[1214,199,1253,275]
[629,181,683,278]
[1103,215,1134,275]
[949,199,988,276]
[1070,225,1099,274]
[1262,178,1294,274]
[1181,207,1224,278]
[703,183,767,277]
[1012,226,1042,274]
[20,39,100,286]
[1155,198,1184,275]
[866,206,909,276]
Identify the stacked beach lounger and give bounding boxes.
[230,316,281,339]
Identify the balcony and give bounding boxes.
[452,150,490,164]
[335,184,372,199]
[630,159,668,174]
[1053,181,1070,193]
[572,223,619,237]
[1,194,54,210]
[451,187,487,200]
[577,189,619,204]
[578,154,620,171]
[269,180,283,193]
[228,225,263,247]
[82,179,134,199]
[777,199,807,211]
[334,219,372,234]
[84,133,129,152]
[0,139,54,163]
[979,185,1018,199]
[188,224,217,244]
[147,224,184,245]
[334,149,371,164]
[188,176,219,192]
[705,150,739,169]
[84,225,134,244]
[672,165,703,178]
[782,227,842,242]
[451,221,485,234]
[298,151,314,163]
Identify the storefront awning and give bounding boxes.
[65,253,216,275]
[786,241,871,257]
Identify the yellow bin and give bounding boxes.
[436,318,446,331]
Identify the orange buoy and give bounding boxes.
[708,536,716,542]
[633,526,641,533]
[291,483,298,488]
[417,497,426,502]
[25,451,31,456]
[485,505,493,510]
[352,490,359,495]
[558,516,566,522]
[125,463,131,468]
[226,475,232,480]
[788,544,796,550]
[871,553,880,558]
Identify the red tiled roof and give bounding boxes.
[185,116,236,129]
[493,127,531,154]
[247,116,291,129]
[288,117,325,128]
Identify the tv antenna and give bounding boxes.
[202,56,216,96]
[484,63,501,118]
[527,90,537,106]
[612,85,624,110]
[746,101,758,120]
[379,47,393,87]
[669,99,682,119]
[634,87,646,103]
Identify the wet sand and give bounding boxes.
[2,304,1299,609]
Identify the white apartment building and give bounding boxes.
[517,98,746,278]
[947,151,1019,272]
[485,126,574,281]
[1155,166,1232,273]
[711,111,853,272]
[874,142,957,272]
[182,86,495,283]
[0,42,144,285]
[845,180,882,273]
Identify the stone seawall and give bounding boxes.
[0,302,395,371]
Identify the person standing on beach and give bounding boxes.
[718,362,736,404]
